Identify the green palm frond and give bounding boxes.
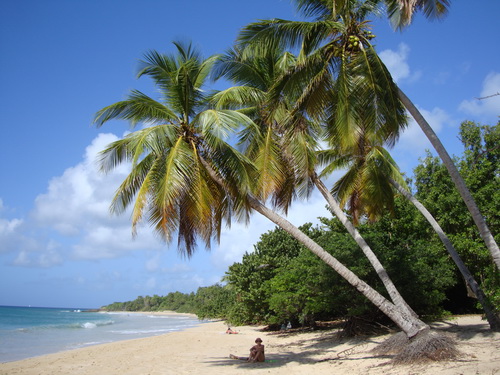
[326,53,361,151]
[109,154,156,216]
[317,148,353,177]
[293,0,335,19]
[251,126,287,200]
[195,109,254,149]
[94,91,179,128]
[212,48,270,89]
[354,45,408,146]
[137,50,178,89]
[210,86,265,110]
[194,54,220,91]
[330,142,407,224]
[98,125,178,171]
[238,19,339,56]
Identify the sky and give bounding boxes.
[1,0,499,309]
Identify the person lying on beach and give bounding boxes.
[229,338,265,362]
[226,327,238,334]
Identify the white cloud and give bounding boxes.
[379,43,421,84]
[3,132,169,266]
[0,217,23,237]
[32,133,129,236]
[0,201,40,256]
[12,241,63,268]
[459,72,500,119]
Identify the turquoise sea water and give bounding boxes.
[0,306,200,363]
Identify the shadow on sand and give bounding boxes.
[205,316,492,370]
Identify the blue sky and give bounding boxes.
[1,0,499,309]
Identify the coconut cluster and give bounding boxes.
[347,35,361,50]
[346,31,375,52]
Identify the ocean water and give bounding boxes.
[0,306,201,363]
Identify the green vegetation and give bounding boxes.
[102,120,499,328]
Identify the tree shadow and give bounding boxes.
[430,318,493,340]
[204,328,386,370]
[205,316,495,370]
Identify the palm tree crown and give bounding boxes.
[212,46,320,212]
[94,41,255,256]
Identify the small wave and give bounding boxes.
[82,320,114,329]
[15,320,115,332]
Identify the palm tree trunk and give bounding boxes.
[247,195,429,337]
[397,88,500,271]
[198,157,428,337]
[390,178,500,331]
[311,173,418,319]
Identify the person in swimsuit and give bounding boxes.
[229,338,265,362]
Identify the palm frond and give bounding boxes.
[195,109,254,148]
[238,19,337,56]
[386,0,451,29]
[210,86,265,110]
[354,45,408,146]
[257,127,286,199]
[109,154,155,216]
[93,90,178,128]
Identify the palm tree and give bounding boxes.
[398,90,500,270]
[380,0,500,271]
[212,45,423,319]
[94,41,429,339]
[383,0,451,28]
[94,41,256,256]
[237,0,500,271]
[318,123,499,330]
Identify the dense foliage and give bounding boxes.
[103,291,197,314]
[413,120,499,309]
[102,121,499,326]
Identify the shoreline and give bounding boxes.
[0,309,202,364]
[1,315,498,374]
[104,310,199,318]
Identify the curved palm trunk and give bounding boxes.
[247,195,428,337]
[397,88,500,271]
[390,178,500,331]
[311,173,418,318]
[199,157,428,337]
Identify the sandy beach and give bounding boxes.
[1,314,498,375]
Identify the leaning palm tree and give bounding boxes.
[94,41,430,340]
[237,0,500,271]
[378,0,500,270]
[319,129,500,330]
[212,45,418,319]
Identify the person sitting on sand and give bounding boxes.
[226,327,238,334]
[230,338,265,363]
